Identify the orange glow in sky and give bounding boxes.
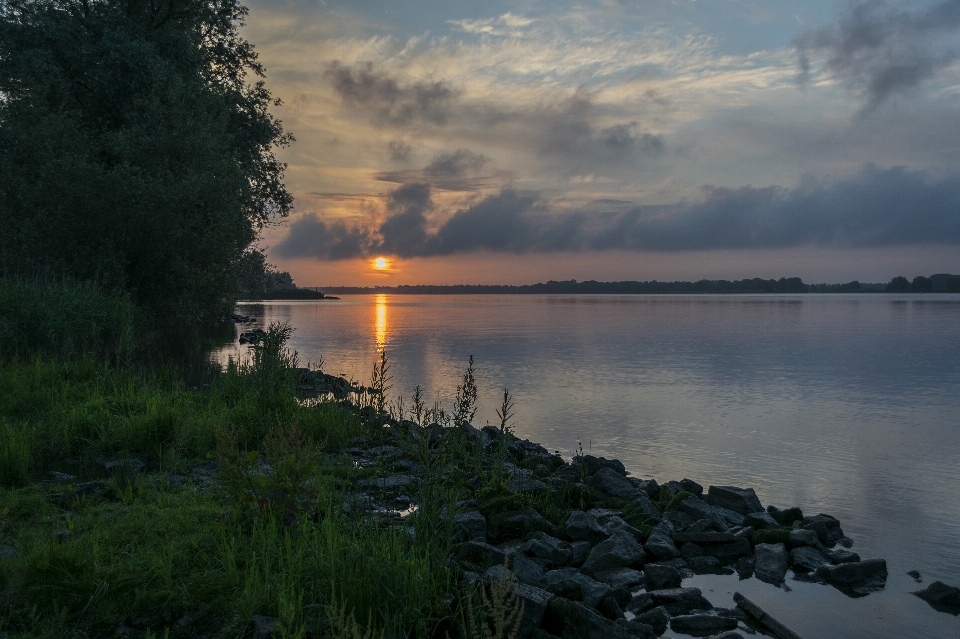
[373,257,388,270]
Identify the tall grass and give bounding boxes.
[0,276,139,363]
[0,422,30,487]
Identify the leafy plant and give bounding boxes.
[461,559,526,639]
[370,349,392,415]
[495,388,515,435]
[453,355,478,427]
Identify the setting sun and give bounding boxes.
[373,257,388,270]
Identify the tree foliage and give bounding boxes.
[0,0,292,325]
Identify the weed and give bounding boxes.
[411,385,426,427]
[0,422,30,487]
[370,349,392,415]
[461,559,525,639]
[495,388,515,435]
[453,355,478,427]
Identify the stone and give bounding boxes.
[543,598,635,639]
[679,497,729,532]
[633,606,670,635]
[454,510,487,542]
[912,581,960,614]
[602,517,645,545]
[687,556,724,574]
[644,563,683,590]
[507,476,549,494]
[614,619,657,639]
[572,455,627,477]
[736,557,755,579]
[510,553,546,585]
[754,543,788,585]
[702,539,752,564]
[673,532,735,544]
[47,471,77,483]
[801,514,844,546]
[523,534,573,567]
[633,494,661,520]
[462,540,507,568]
[681,542,705,558]
[733,592,803,639]
[488,507,549,542]
[588,467,639,500]
[513,584,556,638]
[906,570,922,582]
[644,523,681,560]
[766,505,804,527]
[565,511,609,545]
[712,506,745,527]
[543,568,612,608]
[732,526,754,540]
[706,486,763,515]
[593,567,646,589]
[670,614,739,637]
[824,548,860,564]
[702,633,744,639]
[789,546,828,573]
[743,511,779,530]
[598,588,631,620]
[356,474,416,489]
[815,558,888,595]
[648,588,713,615]
[570,541,592,566]
[101,457,145,474]
[632,478,660,498]
[581,531,646,576]
[678,478,704,496]
[786,528,820,549]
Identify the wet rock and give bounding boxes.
[815,558,887,595]
[673,532,735,544]
[523,534,573,567]
[510,553,546,585]
[679,497,729,532]
[648,587,713,615]
[702,633,744,639]
[589,467,639,500]
[644,563,683,590]
[645,523,681,560]
[462,540,507,568]
[633,494,662,520]
[733,592,803,639]
[766,505,804,527]
[907,570,922,582]
[912,581,960,614]
[754,543,788,585]
[712,506,745,528]
[687,556,724,574]
[614,619,657,638]
[836,536,855,548]
[544,598,634,639]
[677,478,704,496]
[593,567,646,589]
[454,510,487,542]
[789,546,829,573]
[627,592,655,615]
[633,606,670,635]
[602,517,645,545]
[572,455,627,477]
[566,511,609,545]
[570,541,592,566]
[743,511,779,530]
[736,557,755,579]
[801,514,844,546]
[488,507,549,542]
[702,539,752,564]
[598,588,631,620]
[670,614,739,637]
[824,548,860,564]
[681,542,705,558]
[706,486,763,515]
[543,568,612,608]
[786,528,820,549]
[631,478,661,498]
[581,531,646,576]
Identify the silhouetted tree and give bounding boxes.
[885,276,911,292]
[911,276,933,292]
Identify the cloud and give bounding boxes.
[795,0,960,111]
[275,166,960,259]
[388,140,412,162]
[324,61,457,126]
[424,148,488,176]
[372,147,502,192]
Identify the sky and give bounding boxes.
[242,0,960,286]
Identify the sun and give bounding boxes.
[373,256,388,270]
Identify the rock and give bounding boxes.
[670,614,739,637]
[589,467,639,499]
[736,557,755,579]
[766,506,804,527]
[593,567,646,589]
[602,517,645,545]
[598,588,630,620]
[626,592,655,615]
[648,588,713,615]
[101,457,145,474]
[786,528,820,549]
[815,558,887,595]
[252,615,276,639]
[570,541,592,566]
[687,556,724,574]
[732,526,754,540]
[678,478,704,496]
[754,543,788,585]
[488,507,549,542]
[572,455,627,477]
[907,570,922,582]
[47,471,77,483]
[706,486,763,515]
[581,531,646,576]
[510,553,546,585]
[702,539,752,564]
[633,494,661,520]
[566,511,609,545]
[356,474,416,489]
[824,548,859,564]
[789,546,828,573]
[633,606,670,635]
[543,598,635,639]
[743,511,779,530]
[836,536,854,548]
[0,546,20,560]
[462,540,507,568]
[702,633,744,639]
[614,619,657,638]
[645,523,681,560]
[801,514,844,546]
[513,584,556,638]
[681,542,705,558]
[523,534,573,567]
[454,510,487,542]
[543,568,612,608]
[673,532,735,544]
[632,478,661,498]
[644,563,683,590]
[912,581,960,614]
[679,497,729,532]
[733,592,803,639]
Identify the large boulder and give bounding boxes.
[753,543,788,585]
[648,588,713,615]
[679,497,729,532]
[488,507,550,542]
[613,619,657,639]
[631,478,661,498]
[645,523,681,560]
[632,606,670,635]
[523,534,574,567]
[701,539,752,564]
[510,553,546,585]
[633,494,662,520]
[454,510,487,542]
[815,559,887,595]
[912,581,960,614]
[581,531,646,576]
[706,486,763,515]
[566,511,609,545]
[593,567,646,589]
[801,514,844,546]
[602,517,645,545]
[543,568,612,608]
[572,455,627,477]
[789,546,829,573]
[543,598,635,639]
[588,468,639,500]
[644,563,683,590]
[742,511,779,531]
[786,528,820,549]
[670,614,739,637]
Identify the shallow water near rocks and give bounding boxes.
[214,293,960,638]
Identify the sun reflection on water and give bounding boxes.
[374,294,387,350]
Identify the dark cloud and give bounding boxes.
[325,61,457,126]
[388,140,412,162]
[795,0,960,111]
[276,166,960,260]
[424,148,488,176]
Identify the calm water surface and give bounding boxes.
[214,294,960,638]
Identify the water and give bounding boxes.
[214,294,960,638]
